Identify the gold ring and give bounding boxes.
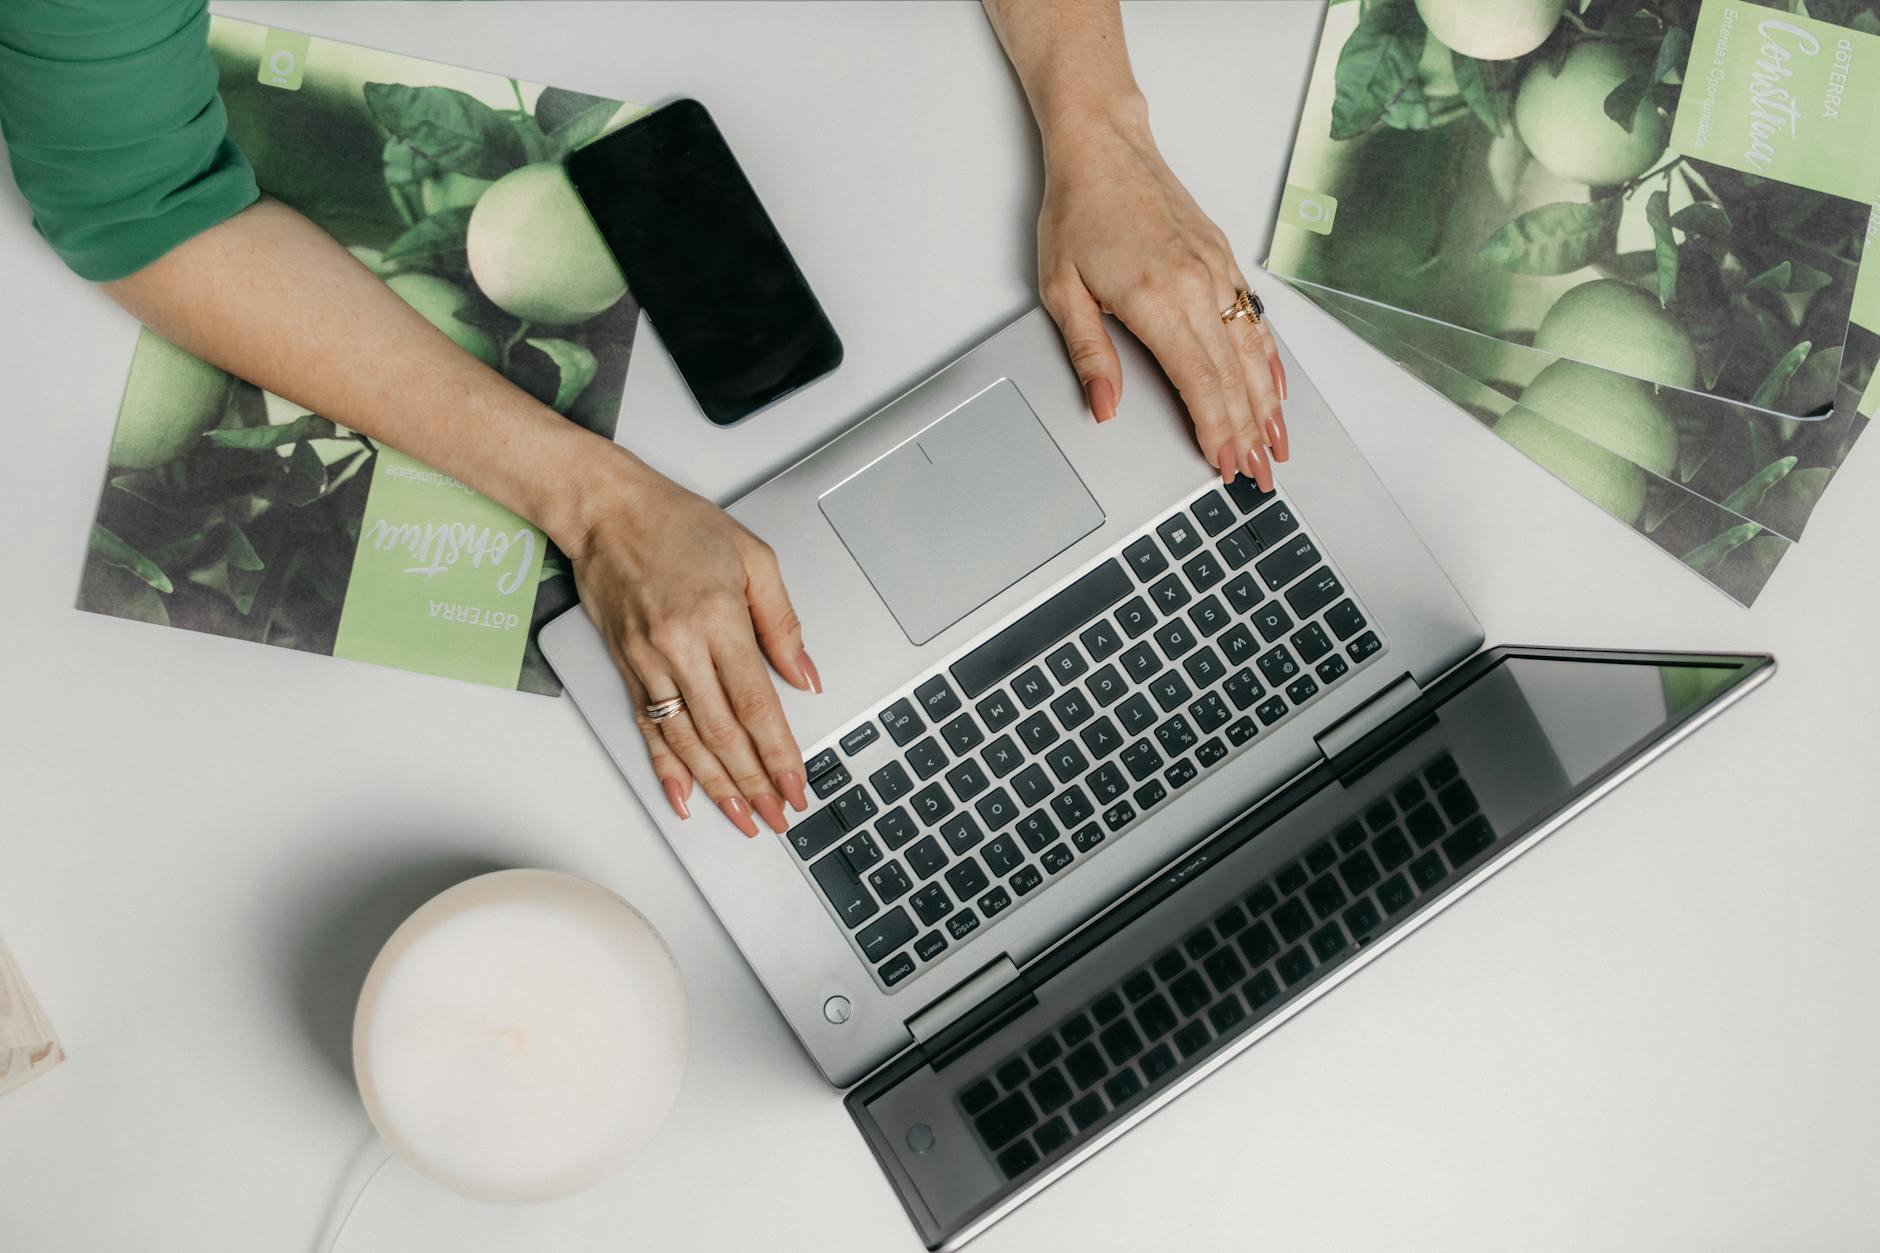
[1220,289,1263,326]
[645,696,687,724]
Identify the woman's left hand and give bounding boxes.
[1035,112,1288,490]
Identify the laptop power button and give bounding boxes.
[823,995,852,1025]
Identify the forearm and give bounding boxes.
[104,196,635,555]
[981,0,1152,161]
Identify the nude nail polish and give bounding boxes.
[796,649,823,694]
[719,796,759,838]
[1086,377,1116,423]
[1246,441,1274,493]
[662,778,690,820]
[752,794,789,835]
[1272,355,1288,403]
[777,771,809,813]
[1217,442,1237,485]
[1265,415,1290,463]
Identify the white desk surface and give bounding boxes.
[3,3,1876,1250]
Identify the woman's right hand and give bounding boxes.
[563,448,820,839]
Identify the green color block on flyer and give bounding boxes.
[333,448,544,687]
[1671,1,1880,203]
[257,29,310,91]
[1278,183,1338,236]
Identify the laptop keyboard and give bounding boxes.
[958,752,1487,1182]
[782,478,1389,992]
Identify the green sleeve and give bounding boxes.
[0,0,259,281]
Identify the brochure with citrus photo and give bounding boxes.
[1268,0,1879,423]
[77,19,644,693]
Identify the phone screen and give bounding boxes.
[567,99,843,426]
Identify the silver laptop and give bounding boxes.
[540,308,1771,1248]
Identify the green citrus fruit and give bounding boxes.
[1534,279,1697,389]
[1494,408,1648,523]
[109,332,230,469]
[1515,42,1667,185]
[466,163,626,326]
[1517,360,1678,476]
[1416,0,1564,60]
[420,173,494,216]
[387,273,501,366]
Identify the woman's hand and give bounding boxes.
[1035,104,1288,489]
[564,448,820,838]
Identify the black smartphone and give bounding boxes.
[567,99,843,427]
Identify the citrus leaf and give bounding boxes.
[1382,70,1433,130]
[1650,27,1691,87]
[1669,201,1731,240]
[363,83,525,178]
[1603,73,1651,132]
[532,86,615,134]
[281,440,327,508]
[382,207,473,270]
[1449,52,1506,135]
[1646,189,1678,306]
[1751,340,1812,409]
[1681,521,1762,574]
[1330,0,1426,141]
[90,524,174,594]
[547,100,627,158]
[501,109,551,164]
[1479,200,1618,275]
[1721,456,1796,513]
[204,414,337,450]
[520,337,598,412]
[1746,259,1833,294]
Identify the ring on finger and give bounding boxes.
[1219,288,1264,326]
[645,695,688,724]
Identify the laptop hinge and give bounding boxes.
[905,954,1034,1071]
[1314,671,1435,784]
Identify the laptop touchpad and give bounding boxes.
[820,379,1103,645]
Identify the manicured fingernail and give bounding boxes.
[1217,441,1237,484]
[663,778,690,820]
[1265,415,1290,463]
[1085,377,1116,423]
[719,795,759,838]
[1246,441,1274,493]
[1271,356,1288,403]
[777,771,809,813]
[796,649,822,694]
[752,794,789,834]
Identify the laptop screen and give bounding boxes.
[845,649,1769,1250]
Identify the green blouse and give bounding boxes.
[0,0,257,281]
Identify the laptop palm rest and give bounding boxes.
[819,378,1103,645]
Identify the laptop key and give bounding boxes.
[869,761,913,805]
[961,1079,998,1117]
[868,861,912,904]
[1013,667,1053,709]
[1172,1018,1213,1059]
[1100,1019,1144,1066]
[1071,822,1105,853]
[1011,864,1044,896]
[982,735,1023,778]
[1153,619,1198,663]
[1286,567,1344,618]
[1247,500,1298,547]
[1149,671,1192,712]
[1405,803,1445,847]
[1050,688,1094,730]
[1242,969,1281,1012]
[1183,646,1226,689]
[1290,622,1331,663]
[788,807,846,861]
[1121,739,1162,781]
[1155,715,1198,756]
[1149,572,1191,614]
[1190,692,1230,734]
[1220,623,1258,665]
[1045,643,1088,684]
[1251,601,1294,641]
[1136,992,1179,1041]
[1225,716,1258,745]
[983,834,1024,876]
[975,1091,1038,1149]
[1306,874,1346,919]
[940,712,985,756]
[914,931,948,962]
[1018,712,1059,754]
[1225,476,1275,514]
[839,723,879,756]
[941,814,984,855]
[1274,898,1313,942]
[1013,764,1053,806]
[1183,550,1225,593]
[875,806,919,850]
[907,737,948,780]
[1256,534,1319,592]
[1224,571,1262,613]
[1133,779,1167,809]
[1344,897,1383,943]
[1051,785,1094,827]
[1102,801,1136,832]
[1085,663,1127,707]
[832,786,877,831]
[1015,811,1059,853]
[1224,668,1263,711]
[882,698,924,746]
[840,831,883,877]
[879,951,916,987]
[946,759,990,802]
[1188,594,1230,637]
[911,883,953,925]
[915,675,961,721]
[1065,1042,1107,1089]
[1277,864,1308,895]
[1123,536,1168,581]
[995,1056,1030,1090]
[1170,969,1211,1016]
[1310,923,1348,963]
[856,907,916,963]
[1081,715,1124,760]
[1316,654,1350,685]
[975,787,1019,830]
[978,886,1013,919]
[910,783,952,825]
[1339,849,1381,894]
[1442,815,1496,867]
[1306,841,1337,873]
[1117,693,1157,735]
[1191,489,1237,535]
[906,837,948,880]
[946,857,989,901]
[1347,630,1383,662]
[1156,513,1203,558]
[1165,758,1198,790]
[1439,779,1481,823]
[811,850,877,928]
[1286,674,1320,704]
[1068,1092,1107,1130]
[1375,825,1413,869]
[1217,527,1260,571]
[810,765,851,799]
[995,1141,1039,1179]
[1195,736,1228,768]
[1325,598,1366,640]
[1104,1068,1145,1107]
[950,559,1131,699]
[977,691,1019,732]
[1046,741,1089,783]
[1277,946,1315,987]
[1257,646,1299,686]
[804,748,842,781]
[1041,842,1074,875]
[1378,872,1415,915]
[1029,1067,1073,1115]
[1207,994,1246,1034]
[1115,596,1156,639]
[1237,920,1279,965]
[1410,850,1447,892]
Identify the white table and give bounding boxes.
[3,3,1876,1249]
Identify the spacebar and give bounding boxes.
[950,559,1131,699]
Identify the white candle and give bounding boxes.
[353,870,689,1202]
